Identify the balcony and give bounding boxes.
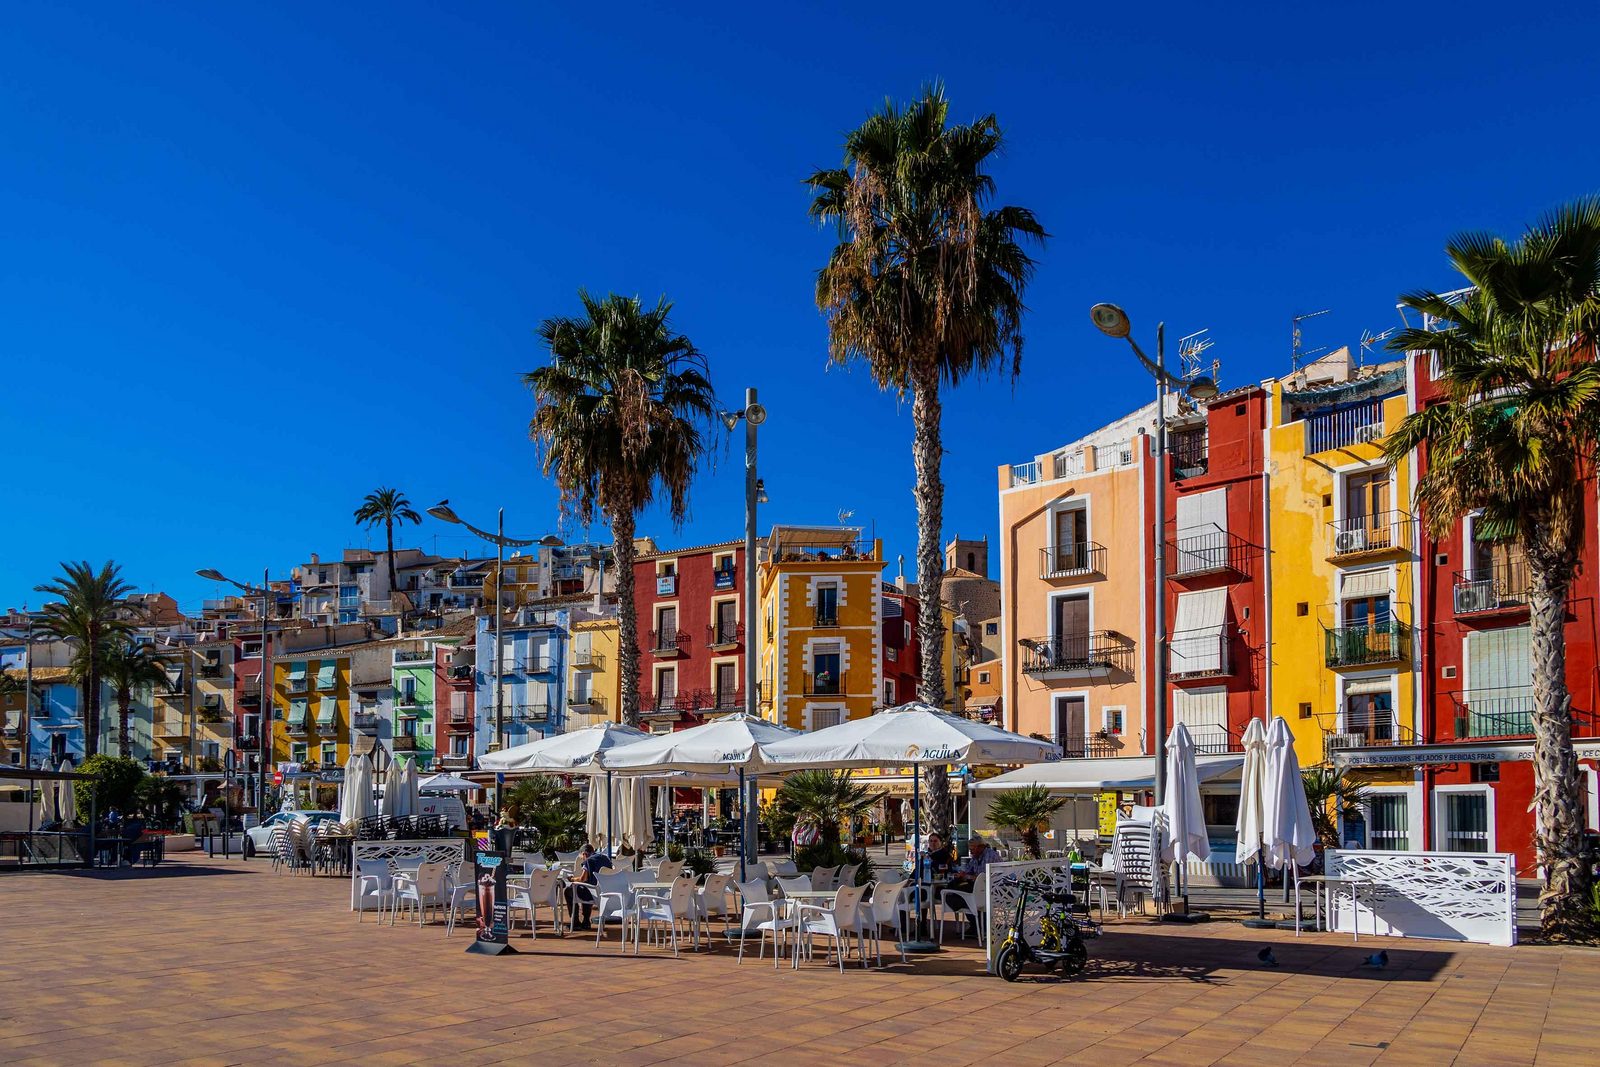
[1040,542,1105,581]
[1168,432,1208,480]
[1058,736,1122,759]
[352,712,383,733]
[1186,725,1244,755]
[393,649,433,664]
[641,692,691,719]
[438,753,474,770]
[236,735,260,750]
[568,694,606,715]
[286,717,310,736]
[509,703,550,724]
[450,663,475,681]
[1323,719,1420,761]
[1450,687,1535,739]
[1169,628,1231,679]
[571,648,603,671]
[705,688,744,714]
[706,623,743,650]
[1169,526,1249,578]
[392,735,418,752]
[1452,559,1530,615]
[1020,632,1136,677]
[499,655,553,676]
[449,574,483,588]
[1327,510,1413,560]
[650,630,689,656]
[1304,399,1386,455]
[812,610,840,628]
[802,672,844,697]
[154,718,189,739]
[199,660,223,678]
[1323,621,1408,668]
[394,690,428,710]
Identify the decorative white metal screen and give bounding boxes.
[983,858,1074,972]
[350,839,467,910]
[1325,849,1516,947]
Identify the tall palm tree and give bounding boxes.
[526,291,718,725]
[101,638,173,758]
[1382,197,1600,941]
[34,561,136,758]
[808,85,1045,828]
[353,488,423,600]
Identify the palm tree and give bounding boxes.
[985,785,1066,859]
[1382,198,1600,941]
[353,488,423,600]
[774,769,882,850]
[1300,765,1368,849]
[505,774,585,855]
[101,638,173,758]
[526,291,718,725]
[808,86,1045,830]
[34,561,136,758]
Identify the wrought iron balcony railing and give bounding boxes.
[392,735,418,752]
[649,630,689,655]
[508,703,550,724]
[1452,559,1530,615]
[707,623,744,649]
[1020,632,1136,677]
[571,648,603,671]
[802,672,844,697]
[1057,736,1121,759]
[1323,621,1408,668]
[1449,686,1535,739]
[1327,510,1413,559]
[1040,542,1106,580]
[1168,628,1232,678]
[812,609,840,628]
[393,649,433,664]
[1169,525,1249,578]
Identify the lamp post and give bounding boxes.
[1088,304,1216,807]
[196,567,274,827]
[720,387,767,878]
[428,501,537,814]
[366,744,392,820]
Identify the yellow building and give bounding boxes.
[190,642,234,775]
[1265,350,1419,807]
[483,553,543,608]
[272,654,350,771]
[758,526,885,730]
[568,615,621,727]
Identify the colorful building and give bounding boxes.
[474,606,566,757]
[567,615,620,729]
[391,639,436,769]
[634,540,747,730]
[880,581,963,712]
[758,526,884,731]
[272,652,351,772]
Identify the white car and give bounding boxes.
[244,810,341,858]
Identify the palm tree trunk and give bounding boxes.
[611,508,641,727]
[385,518,399,604]
[117,690,132,758]
[910,361,952,833]
[1525,545,1596,940]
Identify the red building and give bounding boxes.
[1410,353,1600,868]
[633,541,746,730]
[436,642,476,770]
[880,582,921,709]
[1155,385,1272,754]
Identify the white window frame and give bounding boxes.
[1101,705,1126,736]
[1336,672,1398,736]
[883,679,896,705]
[1343,784,1421,852]
[1046,496,1092,559]
[320,741,338,766]
[805,705,846,731]
[1050,691,1092,745]
[1433,783,1496,853]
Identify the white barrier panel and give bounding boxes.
[350,839,467,910]
[1325,849,1516,947]
[984,858,1074,973]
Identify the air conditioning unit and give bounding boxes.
[1352,424,1383,444]
[1334,528,1369,554]
[1454,581,1497,613]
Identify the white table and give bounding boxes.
[1296,875,1376,941]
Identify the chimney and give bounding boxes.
[309,553,319,566]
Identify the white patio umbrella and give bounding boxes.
[383,756,408,818]
[417,773,477,793]
[1159,722,1209,906]
[1234,718,1271,922]
[338,754,368,826]
[1261,715,1316,871]
[55,761,77,827]
[403,757,421,817]
[764,701,1061,949]
[480,723,653,856]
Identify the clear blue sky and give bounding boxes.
[4,3,1597,614]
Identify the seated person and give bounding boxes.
[919,832,958,880]
[947,834,1003,892]
[563,843,614,931]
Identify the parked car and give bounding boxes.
[244,809,341,858]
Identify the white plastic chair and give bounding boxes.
[654,858,685,883]
[523,868,565,936]
[836,863,861,888]
[776,875,813,898]
[734,877,791,968]
[391,861,449,927]
[810,866,839,892]
[863,880,914,966]
[444,869,476,937]
[795,884,868,971]
[630,875,698,956]
[697,874,736,932]
[586,868,637,948]
[354,858,393,921]
[765,858,798,878]
[937,870,989,946]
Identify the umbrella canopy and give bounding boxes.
[56,761,77,826]
[1159,723,1210,865]
[1261,716,1317,870]
[418,773,477,793]
[602,713,801,775]
[763,700,1061,769]
[973,754,1242,793]
[1234,718,1270,867]
[478,722,651,774]
[339,755,368,824]
[383,756,408,818]
[403,757,421,815]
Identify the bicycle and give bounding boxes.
[994,883,1092,981]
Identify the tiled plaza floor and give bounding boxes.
[2,854,1597,1065]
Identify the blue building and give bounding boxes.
[27,669,83,769]
[474,606,569,759]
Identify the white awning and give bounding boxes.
[1343,677,1394,697]
[971,754,1243,794]
[1339,568,1389,600]
[1171,588,1227,673]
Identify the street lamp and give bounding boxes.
[1089,304,1216,808]
[366,744,392,819]
[720,387,767,879]
[196,567,274,831]
[428,500,537,813]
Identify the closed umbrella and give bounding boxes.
[404,757,421,816]
[1159,723,1210,907]
[338,755,365,826]
[1234,718,1272,924]
[1261,716,1316,871]
[56,761,77,827]
[622,777,654,852]
[384,756,407,818]
[764,701,1060,951]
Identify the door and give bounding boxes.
[1175,488,1227,573]
[1052,595,1090,665]
[812,646,841,695]
[1054,695,1089,756]
[1344,690,1395,744]
[715,600,738,644]
[1345,469,1392,545]
[1053,507,1087,571]
[1439,790,1491,852]
[656,607,677,649]
[1343,594,1393,660]
[715,661,738,708]
[655,668,677,710]
[815,584,839,626]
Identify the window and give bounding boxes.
[1174,488,1227,573]
[884,679,896,705]
[714,661,738,707]
[241,639,263,659]
[656,606,678,640]
[810,707,844,731]
[1342,680,1394,743]
[401,717,418,738]
[815,583,839,626]
[655,667,677,708]
[242,713,260,739]
[1053,695,1089,749]
[811,642,842,695]
[985,622,998,636]
[966,552,976,571]
[1172,687,1227,749]
[315,697,336,727]
[978,671,990,684]
[451,735,469,757]
[290,742,308,763]
[1051,505,1089,571]
[202,741,220,760]
[286,699,307,726]
[1170,588,1228,674]
[1102,706,1124,735]
[1438,789,1491,852]
[714,599,738,643]
[1369,794,1410,850]
[451,691,470,721]
[1050,593,1090,659]
[504,567,517,582]
[320,742,337,766]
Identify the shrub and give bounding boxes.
[74,754,146,821]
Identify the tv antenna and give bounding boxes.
[837,508,855,526]
[1292,309,1332,371]
[1358,327,1394,368]
[1177,328,1218,390]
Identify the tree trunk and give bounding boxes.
[611,508,641,727]
[1021,826,1041,860]
[117,689,131,758]
[910,361,952,833]
[385,519,399,608]
[1524,540,1596,940]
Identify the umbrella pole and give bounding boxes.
[737,768,746,884]
[605,770,614,859]
[897,768,937,953]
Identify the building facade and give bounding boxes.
[474,607,566,757]
[634,541,747,731]
[567,614,620,729]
